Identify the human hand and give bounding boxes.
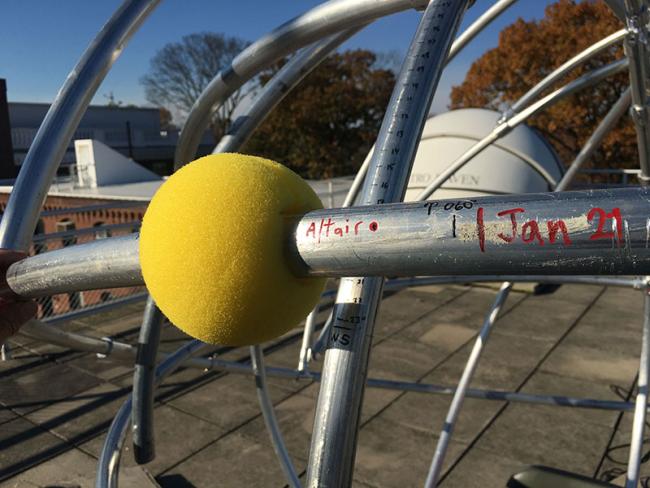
[0,250,37,343]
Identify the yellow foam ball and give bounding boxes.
[139,153,326,346]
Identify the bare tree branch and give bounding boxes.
[140,32,249,139]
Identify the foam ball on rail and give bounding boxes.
[139,153,326,346]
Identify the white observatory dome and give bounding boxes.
[404,108,564,201]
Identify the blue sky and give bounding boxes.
[0,1,555,119]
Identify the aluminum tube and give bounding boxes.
[251,346,301,488]
[504,29,626,119]
[625,289,650,488]
[17,319,632,424]
[560,88,632,190]
[171,358,638,412]
[0,0,159,251]
[363,377,636,411]
[343,149,372,207]
[6,234,140,297]
[349,0,521,195]
[96,339,205,488]
[295,187,650,276]
[19,316,640,417]
[623,0,650,183]
[309,310,334,359]
[351,0,520,201]
[507,58,629,130]
[131,299,163,465]
[306,2,470,486]
[425,282,511,487]
[175,0,429,167]
[384,275,646,289]
[299,306,319,372]
[19,318,226,372]
[15,322,640,416]
[19,319,135,358]
[447,0,518,64]
[215,29,360,154]
[417,58,629,201]
[96,398,131,488]
[8,188,650,298]
[421,87,629,484]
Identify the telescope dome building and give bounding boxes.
[405,108,564,201]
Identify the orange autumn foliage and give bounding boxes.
[450,0,637,180]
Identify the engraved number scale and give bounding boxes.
[306,2,472,486]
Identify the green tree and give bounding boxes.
[243,50,395,179]
[450,0,635,177]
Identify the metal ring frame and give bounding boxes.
[3,0,650,486]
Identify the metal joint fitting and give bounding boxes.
[631,103,648,126]
[97,337,115,358]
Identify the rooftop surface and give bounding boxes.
[0,282,647,487]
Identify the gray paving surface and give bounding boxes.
[0,283,647,487]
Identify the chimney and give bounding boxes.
[0,79,17,179]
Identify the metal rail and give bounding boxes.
[306,1,470,486]
[502,28,626,120]
[446,0,518,64]
[13,316,646,415]
[417,58,629,201]
[131,300,163,464]
[9,187,650,298]
[425,282,512,486]
[174,0,431,167]
[214,29,361,154]
[623,0,650,184]
[0,0,159,251]
[251,345,301,488]
[96,339,207,488]
[561,88,632,186]
[622,3,650,485]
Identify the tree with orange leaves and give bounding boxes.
[450,0,636,179]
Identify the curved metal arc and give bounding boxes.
[626,290,650,488]
[342,0,522,207]
[96,339,206,488]
[347,28,627,206]
[425,282,512,487]
[175,0,430,167]
[131,299,164,465]
[622,0,650,184]
[423,80,632,485]
[251,346,301,488]
[558,87,631,191]
[420,132,559,187]
[506,58,628,129]
[447,0,518,64]
[416,57,629,201]
[307,1,472,485]
[96,398,131,488]
[215,28,362,154]
[0,0,159,251]
[505,28,626,119]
